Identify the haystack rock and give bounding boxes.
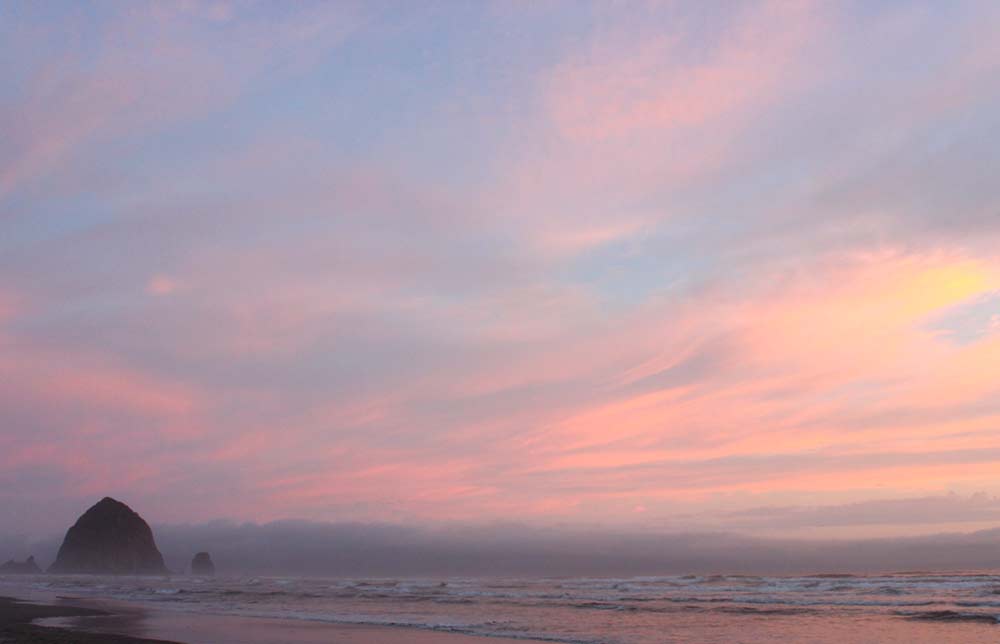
[190,551,215,576]
[48,497,169,575]
[0,556,41,574]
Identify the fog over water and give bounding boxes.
[5,521,1000,577]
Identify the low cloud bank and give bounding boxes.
[674,493,1000,533]
[8,522,1000,577]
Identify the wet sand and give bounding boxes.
[0,595,180,643]
[1,593,539,644]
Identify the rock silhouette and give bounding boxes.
[48,497,169,575]
[190,551,215,576]
[0,556,41,574]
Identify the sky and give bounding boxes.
[2,0,1000,543]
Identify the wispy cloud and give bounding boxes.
[2,1,1000,539]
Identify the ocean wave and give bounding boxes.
[897,610,1000,624]
[11,571,1000,643]
[807,573,858,579]
[956,600,1000,608]
[210,609,604,644]
[716,606,817,616]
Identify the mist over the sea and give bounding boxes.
[6,521,1000,577]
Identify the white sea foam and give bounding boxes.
[4,572,1000,643]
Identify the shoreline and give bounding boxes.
[0,592,547,644]
[0,595,181,643]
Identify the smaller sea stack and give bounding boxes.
[0,556,41,574]
[190,552,215,576]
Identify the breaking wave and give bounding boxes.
[5,571,1000,643]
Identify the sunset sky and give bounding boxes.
[2,1,1000,540]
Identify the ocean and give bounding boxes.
[4,571,1000,643]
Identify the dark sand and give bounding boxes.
[1,594,539,644]
[0,595,180,643]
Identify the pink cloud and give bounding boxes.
[4,2,1000,538]
[177,250,1000,526]
[0,3,360,202]
[0,287,206,500]
[0,292,20,323]
[484,2,831,263]
[146,274,180,296]
[0,61,140,200]
[516,252,1000,494]
[9,236,1000,534]
[545,1,822,142]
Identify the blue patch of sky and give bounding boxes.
[562,228,709,311]
[926,291,1000,345]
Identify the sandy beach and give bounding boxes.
[0,593,539,644]
[0,595,180,643]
